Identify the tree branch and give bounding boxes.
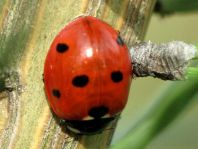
[131,41,198,80]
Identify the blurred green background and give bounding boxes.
[112,12,198,149]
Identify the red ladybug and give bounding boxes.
[44,16,132,134]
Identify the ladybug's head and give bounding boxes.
[59,106,117,134]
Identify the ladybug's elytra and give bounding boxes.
[44,16,132,134]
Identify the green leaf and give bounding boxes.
[111,79,198,149]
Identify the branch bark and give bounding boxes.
[0,0,155,149]
[131,41,198,80]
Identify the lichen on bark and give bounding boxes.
[131,41,198,80]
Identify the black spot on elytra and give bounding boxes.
[72,75,89,87]
[111,71,123,83]
[116,35,124,46]
[52,89,61,98]
[56,43,69,53]
[88,106,109,119]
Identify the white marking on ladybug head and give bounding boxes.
[101,113,110,119]
[83,113,111,120]
[83,116,94,120]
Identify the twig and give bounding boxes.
[131,41,198,80]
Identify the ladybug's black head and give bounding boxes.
[65,117,115,134]
[61,106,116,134]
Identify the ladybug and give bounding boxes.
[43,16,132,134]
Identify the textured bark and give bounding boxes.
[0,0,155,149]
